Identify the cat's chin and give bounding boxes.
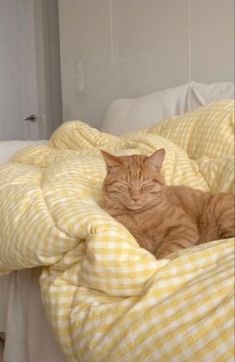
[125,204,144,212]
[124,202,158,212]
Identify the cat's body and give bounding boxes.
[101,149,235,259]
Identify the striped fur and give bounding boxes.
[102,149,235,259]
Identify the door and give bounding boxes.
[0,0,62,141]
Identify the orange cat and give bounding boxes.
[101,149,235,259]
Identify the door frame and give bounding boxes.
[34,0,62,139]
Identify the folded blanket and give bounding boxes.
[0,100,234,361]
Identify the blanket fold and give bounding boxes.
[0,100,234,361]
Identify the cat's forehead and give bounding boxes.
[121,154,147,165]
[120,155,155,180]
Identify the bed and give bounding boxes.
[0,81,234,362]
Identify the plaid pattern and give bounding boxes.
[0,100,234,361]
[148,100,234,160]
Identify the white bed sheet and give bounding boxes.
[0,140,47,165]
[0,270,66,362]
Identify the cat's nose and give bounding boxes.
[130,189,140,202]
[131,195,139,202]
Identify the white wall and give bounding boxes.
[59,0,234,129]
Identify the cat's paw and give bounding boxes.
[155,250,176,260]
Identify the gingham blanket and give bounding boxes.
[0,100,234,361]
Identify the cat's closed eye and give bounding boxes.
[142,184,154,191]
[107,189,118,193]
[118,184,129,191]
[107,183,128,194]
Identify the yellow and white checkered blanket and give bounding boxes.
[0,100,234,361]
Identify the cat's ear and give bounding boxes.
[100,150,123,171]
[146,148,165,169]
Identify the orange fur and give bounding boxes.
[101,149,235,259]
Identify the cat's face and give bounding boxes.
[101,149,165,212]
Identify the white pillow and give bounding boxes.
[0,140,47,165]
[190,81,234,109]
[102,83,191,135]
[102,81,234,135]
